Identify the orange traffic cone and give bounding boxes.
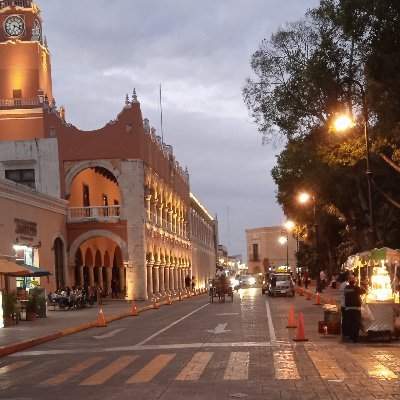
[286,305,297,328]
[97,308,107,327]
[314,292,321,305]
[152,296,158,309]
[131,301,138,316]
[298,287,304,296]
[305,291,311,300]
[166,295,172,305]
[293,312,309,342]
[178,291,183,301]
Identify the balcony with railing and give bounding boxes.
[0,98,41,109]
[0,0,31,9]
[67,206,120,223]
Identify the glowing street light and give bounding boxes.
[333,110,374,243]
[298,192,319,271]
[333,78,375,245]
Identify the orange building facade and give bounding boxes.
[0,1,217,300]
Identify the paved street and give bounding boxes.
[1,288,400,400]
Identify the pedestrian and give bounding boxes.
[302,270,309,289]
[191,276,196,290]
[319,269,326,291]
[344,275,366,343]
[338,271,349,341]
[185,275,191,290]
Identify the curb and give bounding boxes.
[0,292,205,358]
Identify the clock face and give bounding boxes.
[5,15,25,37]
[34,19,41,41]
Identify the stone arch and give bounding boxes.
[68,230,128,266]
[64,160,124,205]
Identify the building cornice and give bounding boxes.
[0,178,67,215]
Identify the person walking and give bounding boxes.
[344,276,366,343]
[339,271,349,341]
[185,275,191,290]
[191,276,196,290]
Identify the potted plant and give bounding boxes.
[2,291,17,327]
[26,288,40,321]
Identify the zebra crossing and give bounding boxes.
[1,347,400,389]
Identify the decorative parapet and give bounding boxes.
[0,0,31,9]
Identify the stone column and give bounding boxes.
[78,265,84,287]
[177,267,182,290]
[98,267,104,290]
[153,264,160,295]
[118,267,125,292]
[147,263,153,297]
[170,266,176,292]
[88,266,94,287]
[181,268,186,290]
[164,264,170,293]
[105,267,112,293]
[159,264,165,294]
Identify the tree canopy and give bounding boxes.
[244,0,400,273]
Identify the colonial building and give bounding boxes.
[189,193,218,288]
[0,0,217,300]
[246,226,297,274]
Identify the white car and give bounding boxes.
[239,275,256,287]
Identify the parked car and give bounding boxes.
[268,273,294,297]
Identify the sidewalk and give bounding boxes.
[0,292,187,357]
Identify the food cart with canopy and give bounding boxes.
[347,248,400,338]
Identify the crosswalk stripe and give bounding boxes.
[40,357,103,386]
[126,354,175,383]
[80,355,138,386]
[0,360,32,375]
[223,352,249,381]
[351,350,397,380]
[274,350,300,380]
[307,350,347,380]
[175,352,213,381]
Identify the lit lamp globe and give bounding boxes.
[278,236,287,245]
[298,192,310,204]
[333,115,354,132]
[284,220,295,231]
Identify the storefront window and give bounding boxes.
[13,244,40,289]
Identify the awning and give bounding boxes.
[0,259,32,276]
[370,247,400,262]
[17,263,52,277]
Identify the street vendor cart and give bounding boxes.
[362,263,400,340]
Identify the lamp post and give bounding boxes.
[333,79,375,245]
[279,220,295,272]
[298,193,319,272]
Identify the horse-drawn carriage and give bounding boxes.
[209,276,233,302]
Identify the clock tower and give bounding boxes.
[0,0,53,140]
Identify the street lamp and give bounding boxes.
[279,220,295,272]
[333,78,375,245]
[298,192,319,272]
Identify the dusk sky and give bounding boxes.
[37,0,319,260]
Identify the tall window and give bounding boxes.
[5,169,35,189]
[82,184,90,207]
[252,243,259,261]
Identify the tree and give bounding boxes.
[244,0,400,266]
